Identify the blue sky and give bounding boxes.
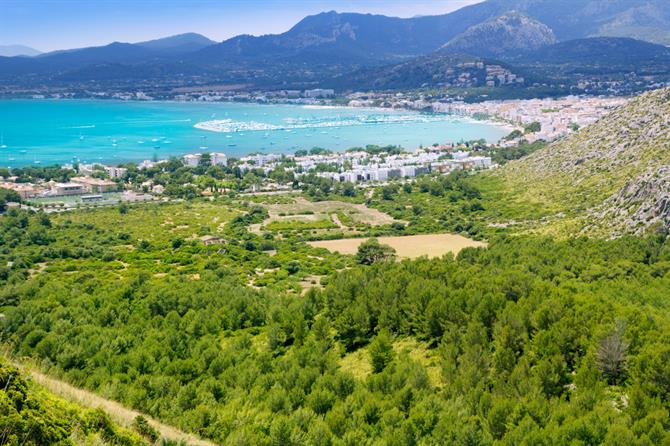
[1,0,484,52]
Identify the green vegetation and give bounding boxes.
[4,220,670,444]
[523,121,542,133]
[0,358,147,446]
[0,188,21,211]
[264,217,339,232]
[355,237,396,264]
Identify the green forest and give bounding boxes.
[0,357,151,445]
[2,192,670,444]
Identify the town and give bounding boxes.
[1,141,497,209]
[0,91,626,210]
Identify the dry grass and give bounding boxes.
[17,363,218,446]
[338,347,373,380]
[309,233,487,259]
[337,337,442,386]
[265,197,396,226]
[298,275,324,294]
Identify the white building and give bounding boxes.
[400,166,416,178]
[210,152,228,166]
[183,153,202,167]
[105,166,128,179]
[78,164,96,176]
[304,89,335,98]
[138,160,155,170]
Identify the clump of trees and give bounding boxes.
[356,238,396,264]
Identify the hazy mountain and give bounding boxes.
[188,9,495,67]
[0,44,41,57]
[1,0,670,88]
[455,0,670,45]
[136,33,216,54]
[441,12,556,58]
[515,37,670,66]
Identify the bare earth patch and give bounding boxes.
[309,233,487,259]
[265,197,396,226]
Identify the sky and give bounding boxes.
[0,0,485,52]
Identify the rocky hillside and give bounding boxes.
[497,87,670,236]
[441,12,556,58]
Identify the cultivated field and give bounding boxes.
[309,233,487,259]
[254,196,398,234]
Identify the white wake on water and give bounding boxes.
[193,114,450,134]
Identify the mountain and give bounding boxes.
[136,32,216,54]
[1,1,670,90]
[333,53,529,92]
[516,37,670,66]
[441,12,556,58]
[187,10,483,67]
[501,37,670,92]
[0,44,41,57]
[452,0,670,46]
[496,87,670,236]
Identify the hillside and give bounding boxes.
[4,200,670,444]
[0,358,148,445]
[331,54,514,91]
[510,37,670,80]
[494,86,670,236]
[0,44,41,57]
[441,12,556,58]
[463,0,670,45]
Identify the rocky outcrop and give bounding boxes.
[593,167,670,235]
[441,12,557,59]
[497,87,670,237]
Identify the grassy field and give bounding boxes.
[55,200,239,245]
[338,337,442,386]
[263,197,396,228]
[309,233,486,259]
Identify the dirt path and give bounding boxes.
[20,365,218,446]
[330,213,346,229]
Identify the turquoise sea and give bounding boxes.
[0,100,510,167]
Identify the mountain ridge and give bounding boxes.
[1,1,670,90]
[0,44,41,57]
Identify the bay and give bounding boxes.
[0,99,510,167]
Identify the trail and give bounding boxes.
[18,364,219,446]
[330,213,346,229]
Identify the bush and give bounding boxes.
[133,415,159,442]
[369,331,395,373]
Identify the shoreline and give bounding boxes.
[0,99,513,169]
